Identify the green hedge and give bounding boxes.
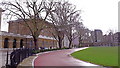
[32,47,70,54]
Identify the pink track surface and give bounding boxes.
[34,48,98,67]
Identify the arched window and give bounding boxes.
[13,39,17,48]
[4,38,9,48]
[20,39,23,48]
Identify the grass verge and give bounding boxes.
[71,46,118,67]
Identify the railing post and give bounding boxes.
[7,47,34,68]
[6,51,9,66]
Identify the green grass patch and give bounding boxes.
[71,46,118,66]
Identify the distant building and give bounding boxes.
[72,29,91,47]
[113,32,120,46]
[94,29,103,42]
[90,29,103,46]
[90,29,120,46]
[102,32,120,46]
[72,32,79,46]
[72,28,120,47]
[63,35,69,47]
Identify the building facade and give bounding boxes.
[0,8,58,49]
[90,29,103,46]
[90,29,120,46]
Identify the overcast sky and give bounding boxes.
[0,0,119,35]
[69,0,119,34]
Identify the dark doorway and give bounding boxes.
[4,38,9,48]
[13,39,17,48]
[20,39,23,48]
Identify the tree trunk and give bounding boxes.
[69,39,72,48]
[58,36,62,48]
[33,37,38,50]
[79,36,82,47]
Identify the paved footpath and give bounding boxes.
[34,47,101,67]
[0,49,13,68]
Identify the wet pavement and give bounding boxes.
[34,47,100,67]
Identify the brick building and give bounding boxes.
[0,8,58,49]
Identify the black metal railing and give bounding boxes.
[6,48,34,68]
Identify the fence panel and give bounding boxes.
[6,48,34,68]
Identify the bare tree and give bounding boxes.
[46,1,81,48]
[75,22,90,47]
[1,0,55,49]
[106,29,114,46]
[64,11,81,48]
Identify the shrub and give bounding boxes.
[32,47,70,54]
[32,50,40,54]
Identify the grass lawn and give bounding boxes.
[71,46,118,66]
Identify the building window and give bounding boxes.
[4,38,9,48]
[13,39,17,48]
[20,39,23,48]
